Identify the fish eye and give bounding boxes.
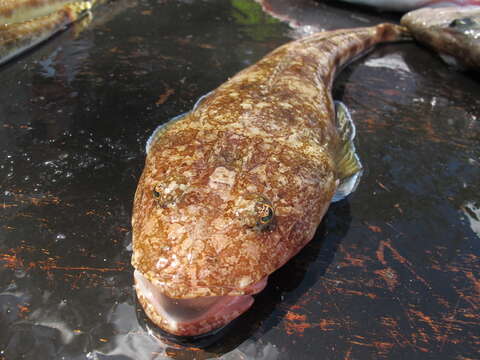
[151,176,188,207]
[449,17,475,28]
[255,200,274,226]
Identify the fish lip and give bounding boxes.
[134,271,268,337]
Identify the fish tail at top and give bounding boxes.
[336,23,412,77]
[375,23,412,43]
[298,23,411,87]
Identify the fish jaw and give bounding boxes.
[134,270,267,336]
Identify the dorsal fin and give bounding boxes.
[332,101,363,202]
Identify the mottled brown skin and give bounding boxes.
[0,0,75,24]
[0,1,92,65]
[132,23,409,335]
[401,7,480,70]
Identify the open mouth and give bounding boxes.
[134,271,268,336]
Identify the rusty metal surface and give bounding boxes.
[0,0,479,359]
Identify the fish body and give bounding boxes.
[132,23,409,337]
[338,0,480,12]
[401,6,480,69]
[0,1,93,66]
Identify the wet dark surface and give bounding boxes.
[1,0,479,359]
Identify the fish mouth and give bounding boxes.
[134,271,268,336]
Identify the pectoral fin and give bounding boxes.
[332,101,363,202]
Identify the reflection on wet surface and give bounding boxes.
[0,0,479,359]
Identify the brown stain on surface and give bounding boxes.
[374,267,398,291]
[155,88,175,105]
[283,311,314,336]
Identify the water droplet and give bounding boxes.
[56,233,66,242]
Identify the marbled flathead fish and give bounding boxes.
[338,0,480,12]
[401,6,480,70]
[0,1,92,66]
[132,23,410,337]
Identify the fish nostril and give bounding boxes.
[255,200,274,226]
[238,194,275,229]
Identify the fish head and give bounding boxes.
[131,118,336,336]
[132,156,277,336]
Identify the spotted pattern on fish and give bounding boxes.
[132,23,410,298]
[0,0,76,25]
[0,1,92,65]
[132,23,410,336]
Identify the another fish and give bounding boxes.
[401,6,480,69]
[0,0,76,25]
[0,1,93,66]
[132,23,410,337]
[336,0,480,12]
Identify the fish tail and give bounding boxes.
[375,23,412,43]
[312,23,412,87]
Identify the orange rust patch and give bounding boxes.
[1,203,17,208]
[285,311,307,322]
[199,43,215,49]
[373,341,395,355]
[39,264,125,272]
[283,311,314,336]
[341,289,378,299]
[376,240,431,288]
[374,267,398,291]
[0,253,24,269]
[17,304,30,318]
[376,181,390,191]
[464,271,480,297]
[367,223,382,233]
[409,309,442,335]
[318,318,337,331]
[1,248,126,274]
[341,252,367,267]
